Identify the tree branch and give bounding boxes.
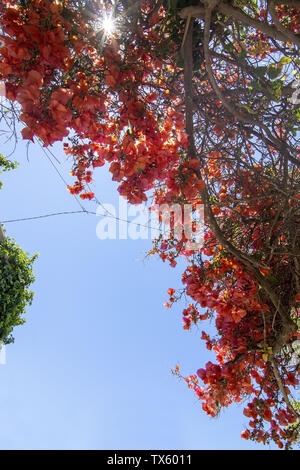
[182,0,298,336]
[268,1,300,48]
[217,2,298,45]
[180,1,300,46]
[271,358,300,418]
[0,225,5,242]
[272,0,300,7]
[182,15,196,159]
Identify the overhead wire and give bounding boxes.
[1,131,174,236]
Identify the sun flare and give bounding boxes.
[102,14,115,36]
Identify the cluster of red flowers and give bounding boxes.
[168,166,300,447]
[0,0,191,203]
[1,0,299,448]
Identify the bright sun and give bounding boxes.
[102,15,115,36]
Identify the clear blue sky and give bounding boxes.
[0,136,275,450]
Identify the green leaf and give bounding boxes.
[254,66,268,78]
[267,65,282,80]
[279,57,292,65]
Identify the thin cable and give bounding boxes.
[0,209,165,234]
[39,143,87,212]
[33,148,162,232]
[87,183,168,235]
[0,211,93,223]
[1,140,173,235]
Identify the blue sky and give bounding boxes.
[0,136,275,450]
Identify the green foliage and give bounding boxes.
[0,153,37,344]
[167,0,199,13]
[0,154,18,190]
[163,1,204,72]
[285,401,300,449]
[0,237,37,344]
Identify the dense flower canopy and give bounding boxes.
[0,0,300,448]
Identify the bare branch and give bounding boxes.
[271,358,300,418]
[218,2,299,45]
[269,1,300,48]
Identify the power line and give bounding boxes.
[0,137,169,234]
[0,210,94,224]
[0,209,164,233]
[39,143,87,212]
[25,145,162,231]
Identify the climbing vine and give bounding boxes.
[0,154,37,344]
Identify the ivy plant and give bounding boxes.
[0,154,37,344]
